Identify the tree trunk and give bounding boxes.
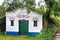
[43,18,48,31]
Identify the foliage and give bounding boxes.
[2,0,60,24]
[5,0,24,12]
[50,13,60,24]
[3,0,46,14]
[0,6,5,18]
[45,0,60,24]
[0,6,6,32]
[35,24,58,40]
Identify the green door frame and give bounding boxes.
[19,20,28,35]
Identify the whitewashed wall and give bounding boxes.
[6,9,43,33]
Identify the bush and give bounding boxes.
[34,24,58,40]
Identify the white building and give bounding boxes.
[6,0,45,36]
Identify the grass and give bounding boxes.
[0,26,58,40]
[0,35,36,40]
[0,24,58,40]
[0,32,38,40]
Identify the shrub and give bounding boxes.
[34,24,58,40]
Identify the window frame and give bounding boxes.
[11,20,14,26]
[34,20,38,27]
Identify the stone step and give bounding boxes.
[54,38,60,40]
[57,31,60,33]
[54,29,60,40]
[55,36,60,38]
[56,33,60,36]
[58,29,60,31]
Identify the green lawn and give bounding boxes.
[0,35,36,40]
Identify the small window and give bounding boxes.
[34,20,37,27]
[11,20,14,26]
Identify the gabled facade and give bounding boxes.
[6,9,43,35]
[6,0,46,36]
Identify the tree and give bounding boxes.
[1,0,60,31]
[45,0,60,26]
[0,6,5,18]
[0,6,6,32]
[3,0,46,14]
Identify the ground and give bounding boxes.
[0,35,36,40]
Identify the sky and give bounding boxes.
[0,0,4,5]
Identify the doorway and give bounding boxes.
[19,20,28,35]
